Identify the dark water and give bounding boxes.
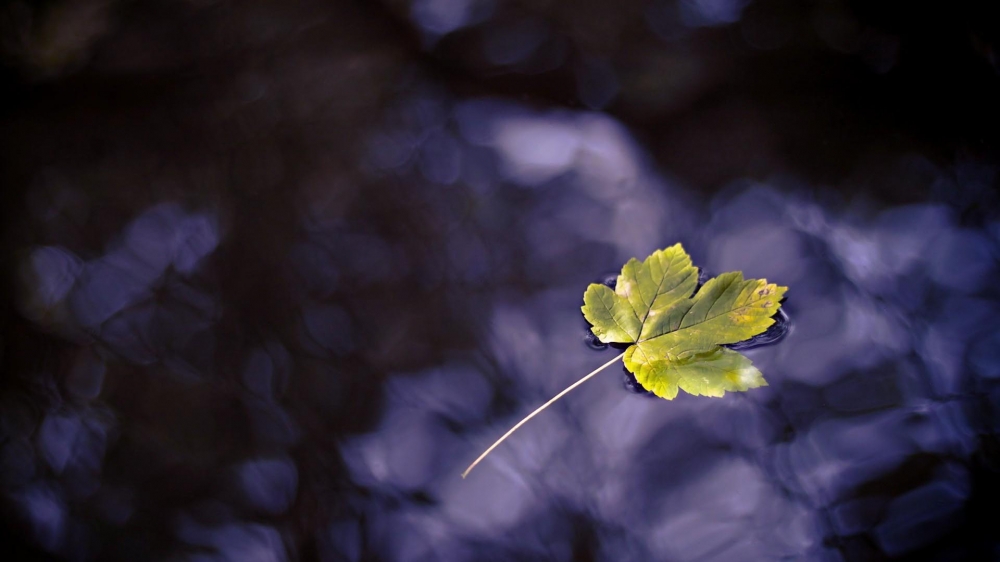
[1,0,999,560]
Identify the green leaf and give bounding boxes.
[582,245,785,400]
[461,244,788,479]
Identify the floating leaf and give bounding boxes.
[462,244,786,477]
[583,245,785,399]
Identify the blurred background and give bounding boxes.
[1,0,999,560]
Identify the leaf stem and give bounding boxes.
[461,350,626,478]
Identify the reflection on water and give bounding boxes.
[2,0,999,560]
[8,109,997,560]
